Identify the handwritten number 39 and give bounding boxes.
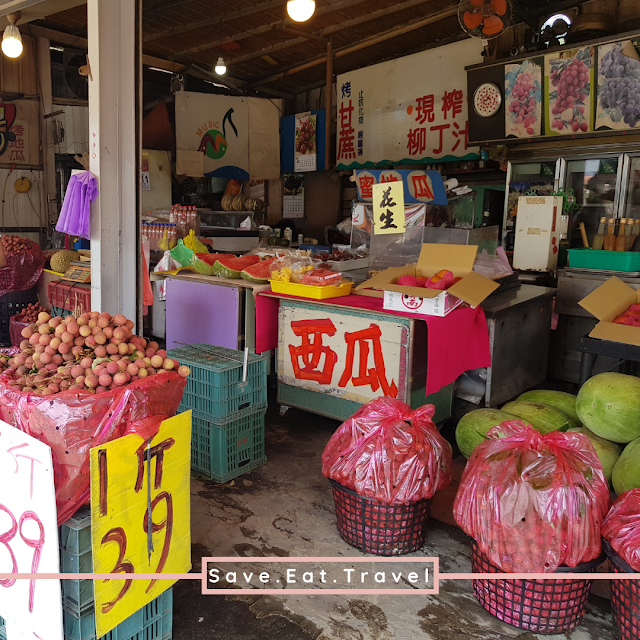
[0,504,45,613]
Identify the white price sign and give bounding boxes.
[0,421,63,640]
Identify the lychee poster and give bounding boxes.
[596,39,640,131]
[505,59,542,138]
[545,46,595,136]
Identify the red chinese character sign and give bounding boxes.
[279,303,409,405]
[0,421,63,640]
[336,39,483,169]
[0,101,39,167]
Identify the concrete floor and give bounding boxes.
[174,401,616,640]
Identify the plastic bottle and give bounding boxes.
[616,218,627,251]
[592,216,606,250]
[603,218,617,251]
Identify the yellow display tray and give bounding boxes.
[269,280,353,299]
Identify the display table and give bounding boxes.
[256,291,493,424]
[161,272,270,352]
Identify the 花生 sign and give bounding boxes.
[278,304,410,405]
[0,421,63,640]
[90,412,192,638]
[336,39,483,169]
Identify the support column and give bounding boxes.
[87,0,139,322]
[36,37,58,234]
[325,38,332,171]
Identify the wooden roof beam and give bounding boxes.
[165,0,370,61]
[246,6,459,89]
[229,0,441,67]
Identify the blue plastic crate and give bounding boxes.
[60,505,92,556]
[63,587,172,640]
[167,344,267,421]
[59,505,94,616]
[190,409,266,482]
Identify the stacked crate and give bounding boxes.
[168,343,268,482]
[59,507,173,640]
[0,616,5,640]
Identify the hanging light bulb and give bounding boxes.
[287,0,315,22]
[2,13,22,59]
[215,55,226,75]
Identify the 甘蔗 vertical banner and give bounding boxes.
[90,412,192,638]
[0,420,63,640]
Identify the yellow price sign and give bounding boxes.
[373,181,405,235]
[90,411,192,638]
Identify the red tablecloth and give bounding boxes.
[256,292,491,396]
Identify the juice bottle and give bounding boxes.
[616,218,627,251]
[603,218,616,251]
[592,216,606,250]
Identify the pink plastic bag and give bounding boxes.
[321,397,452,505]
[0,371,186,524]
[453,421,611,572]
[602,489,640,571]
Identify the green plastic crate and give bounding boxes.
[168,344,268,421]
[568,248,640,272]
[60,506,92,556]
[190,410,266,482]
[0,616,5,640]
[52,305,74,318]
[63,587,172,640]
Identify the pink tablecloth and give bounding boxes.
[255,293,491,396]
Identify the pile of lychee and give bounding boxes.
[2,310,190,396]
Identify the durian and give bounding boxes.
[50,250,80,274]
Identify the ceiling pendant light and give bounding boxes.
[215,55,226,75]
[2,12,22,59]
[287,0,315,22]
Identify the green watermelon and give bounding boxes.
[501,400,576,434]
[455,408,524,458]
[241,257,276,284]
[518,390,581,426]
[213,255,260,278]
[567,427,622,485]
[576,373,640,444]
[612,437,640,494]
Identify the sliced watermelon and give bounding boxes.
[213,255,261,278]
[196,253,235,266]
[241,257,277,284]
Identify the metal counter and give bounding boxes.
[481,285,556,407]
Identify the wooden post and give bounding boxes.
[325,38,332,171]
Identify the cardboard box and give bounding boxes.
[579,276,640,346]
[384,290,463,317]
[356,243,499,315]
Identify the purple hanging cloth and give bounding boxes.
[56,171,99,239]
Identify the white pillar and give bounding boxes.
[87,0,139,322]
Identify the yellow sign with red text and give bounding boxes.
[90,412,192,638]
[373,181,405,235]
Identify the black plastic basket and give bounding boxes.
[0,287,38,346]
[603,538,640,640]
[471,541,604,635]
[330,480,431,556]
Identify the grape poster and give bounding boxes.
[545,46,594,136]
[505,59,542,138]
[596,40,640,131]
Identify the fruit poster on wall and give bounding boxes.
[545,46,594,136]
[294,112,317,172]
[505,59,542,138]
[596,39,640,131]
